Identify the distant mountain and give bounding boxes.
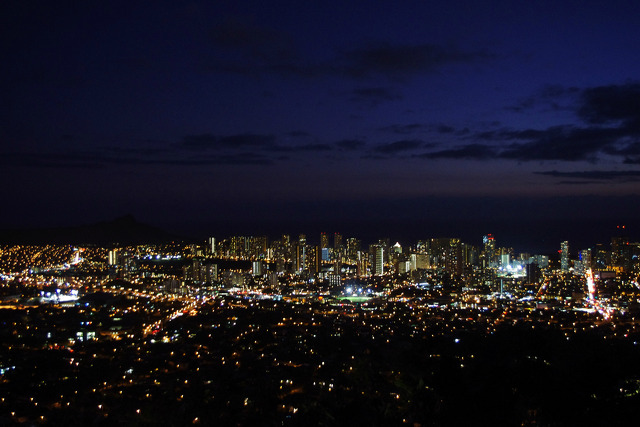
[0,215,189,245]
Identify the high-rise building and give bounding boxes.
[230,236,246,258]
[580,249,592,271]
[208,237,216,255]
[206,264,218,282]
[108,249,119,266]
[446,238,463,275]
[306,246,321,275]
[334,232,342,251]
[248,236,268,259]
[333,232,343,262]
[482,234,496,267]
[370,244,385,276]
[561,241,569,272]
[501,253,510,268]
[526,263,541,284]
[409,253,429,270]
[346,238,361,262]
[531,254,549,268]
[611,226,630,271]
[252,261,264,276]
[320,233,329,251]
[320,232,330,261]
[356,251,366,277]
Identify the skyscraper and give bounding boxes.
[561,241,569,272]
[108,249,119,266]
[611,226,630,271]
[320,233,329,251]
[482,234,496,268]
[208,237,216,256]
[320,232,330,261]
[334,232,342,251]
[370,244,385,276]
[346,237,361,262]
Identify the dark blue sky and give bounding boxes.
[2,1,640,251]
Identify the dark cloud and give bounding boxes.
[417,144,497,160]
[378,123,429,135]
[606,142,640,156]
[379,123,466,137]
[210,20,297,64]
[336,139,366,150]
[373,139,423,154]
[1,146,275,168]
[0,151,107,169]
[3,132,335,169]
[286,130,311,138]
[535,170,640,181]
[295,144,332,152]
[340,43,491,80]
[554,180,605,185]
[271,143,333,153]
[181,133,276,151]
[623,157,640,164]
[418,125,624,162]
[499,126,620,161]
[454,83,640,163]
[172,152,273,166]
[203,20,319,77]
[205,29,492,80]
[430,126,619,162]
[350,87,402,104]
[506,84,580,113]
[578,83,640,125]
[436,124,456,134]
[495,83,640,161]
[104,146,169,157]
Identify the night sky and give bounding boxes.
[3,1,640,252]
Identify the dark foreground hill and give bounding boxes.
[0,215,188,245]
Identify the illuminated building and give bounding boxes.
[327,272,341,286]
[561,241,569,272]
[320,232,330,261]
[370,244,385,276]
[307,245,321,275]
[230,236,246,258]
[208,237,216,255]
[446,238,462,275]
[482,234,496,267]
[501,253,510,267]
[611,227,630,271]
[108,249,119,266]
[580,249,592,271]
[592,243,609,269]
[531,254,549,268]
[346,237,361,262]
[320,232,329,251]
[392,242,402,254]
[252,261,264,277]
[333,232,343,263]
[356,251,366,277]
[206,264,218,282]
[334,232,342,252]
[409,253,429,270]
[248,236,268,259]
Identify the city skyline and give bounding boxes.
[2,1,640,246]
